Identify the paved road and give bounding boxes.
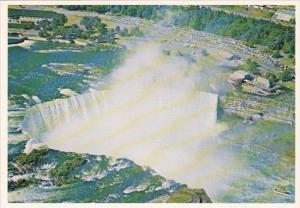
[16,5,286,72]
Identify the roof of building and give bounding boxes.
[228,54,241,61]
[228,70,250,84]
[19,16,52,20]
[276,10,295,17]
[275,10,295,22]
[254,76,270,87]
[234,70,250,77]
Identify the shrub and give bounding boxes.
[14,148,48,166]
[50,155,86,186]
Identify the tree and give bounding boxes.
[246,59,260,74]
[115,25,121,33]
[130,26,143,37]
[201,49,208,56]
[80,16,108,34]
[126,6,138,16]
[240,59,260,75]
[80,16,95,31]
[96,22,108,34]
[60,5,87,11]
[163,49,171,56]
[64,24,83,40]
[38,29,49,38]
[282,41,295,55]
[36,19,51,30]
[60,5,295,55]
[272,50,282,59]
[289,18,295,24]
[278,69,291,82]
[265,72,277,86]
[288,53,294,59]
[97,31,115,43]
[22,21,35,30]
[51,14,67,27]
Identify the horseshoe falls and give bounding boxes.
[21,44,236,195]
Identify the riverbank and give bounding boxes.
[8,39,36,48]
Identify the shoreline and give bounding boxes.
[8,39,36,48]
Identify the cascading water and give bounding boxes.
[21,43,237,195]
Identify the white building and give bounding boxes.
[253,77,271,89]
[274,10,295,22]
[251,5,266,10]
[19,16,53,24]
[9,16,53,25]
[228,70,251,84]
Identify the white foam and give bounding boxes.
[82,170,108,182]
[22,44,237,194]
[59,88,78,97]
[9,174,34,182]
[123,183,148,194]
[32,96,41,104]
[35,49,81,53]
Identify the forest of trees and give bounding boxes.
[58,5,166,20]
[9,6,294,55]
[8,8,57,18]
[8,21,35,30]
[60,5,295,56]
[37,16,113,42]
[171,6,295,56]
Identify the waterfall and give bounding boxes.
[21,43,234,193]
[21,91,106,141]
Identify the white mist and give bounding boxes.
[22,43,238,197]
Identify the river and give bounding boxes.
[8,39,295,203]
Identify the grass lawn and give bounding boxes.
[281,81,295,91]
[217,6,274,19]
[66,15,82,26]
[248,9,274,19]
[167,194,192,203]
[280,56,295,68]
[217,5,247,12]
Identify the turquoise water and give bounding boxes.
[215,115,295,203]
[8,41,295,203]
[8,41,183,203]
[8,141,182,203]
[9,41,122,107]
[8,41,122,136]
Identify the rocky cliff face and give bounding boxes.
[151,187,212,203]
[8,140,211,203]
